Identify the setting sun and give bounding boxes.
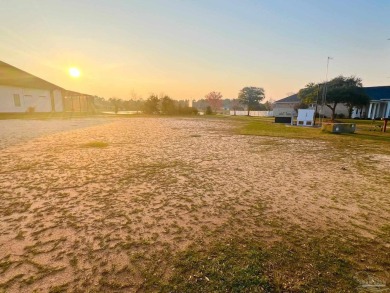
[69,67,80,78]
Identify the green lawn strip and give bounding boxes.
[156,237,355,292]
[234,116,390,145]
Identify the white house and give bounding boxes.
[358,86,390,119]
[0,61,66,113]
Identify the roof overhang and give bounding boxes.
[64,90,94,97]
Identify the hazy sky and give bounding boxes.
[1,0,389,101]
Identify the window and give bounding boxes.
[13,94,21,107]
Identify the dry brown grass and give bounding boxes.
[0,117,389,292]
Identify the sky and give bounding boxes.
[1,0,389,101]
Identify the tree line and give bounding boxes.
[93,75,371,120]
[143,95,198,115]
[195,88,273,115]
[93,86,273,115]
[94,96,195,115]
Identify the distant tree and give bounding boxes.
[238,87,265,116]
[325,76,358,121]
[252,103,267,111]
[298,83,321,105]
[230,99,241,115]
[298,76,368,121]
[161,96,176,115]
[143,95,160,114]
[192,99,209,111]
[293,102,309,111]
[205,106,213,115]
[298,83,322,121]
[109,97,122,114]
[263,99,274,111]
[122,99,144,111]
[93,96,110,111]
[343,88,370,118]
[205,91,223,112]
[222,99,230,110]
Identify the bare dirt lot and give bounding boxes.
[0,117,389,292]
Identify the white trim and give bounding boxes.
[386,101,390,118]
[373,103,378,118]
[367,104,372,118]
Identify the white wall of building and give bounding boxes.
[53,89,63,112]
[0,85,63,113]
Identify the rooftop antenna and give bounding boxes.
[320,57,333,126]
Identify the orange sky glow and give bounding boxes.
[1,1,389,101]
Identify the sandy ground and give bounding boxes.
[0,118,112,150]
[0,117,389,292]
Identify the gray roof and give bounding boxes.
[275,94,299,103]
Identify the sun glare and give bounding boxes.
[69,67,81,78]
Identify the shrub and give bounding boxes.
[205,106,213,115]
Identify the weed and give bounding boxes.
[81,141,109,148]
[48,283,69,293]
[69,256,78,267]
[15,230,25,240]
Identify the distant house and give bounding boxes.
[0,61,94,113]
[273,93,349,118]
[362,86,390,119]
[274,86,390,119]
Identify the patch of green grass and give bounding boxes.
[155,235,368,292]
[81,141,109,148]
[377,224,390,242]
[69,256,78,267]
[0,257,13,274]
[15,231,25,240]
[2,201,31,216]
[0,273,24,290]
[235,116,390,145]
[160,239,273,292]
[48,283,69,293]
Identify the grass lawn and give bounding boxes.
[237,116,389,140]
